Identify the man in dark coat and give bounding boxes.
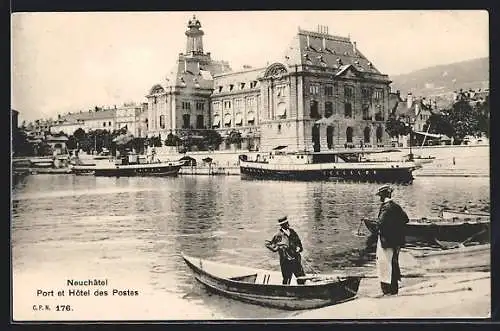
[265,216,306,285]
[375,185,409,295]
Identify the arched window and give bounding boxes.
[376,126,383,143]
[364,126,371,143]
[312,125,320,152]
[326,126,334,149]
[325,102,333,118]
[310,100,320,119]
[346,127,353,143]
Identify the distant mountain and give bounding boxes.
[389,57,489,97]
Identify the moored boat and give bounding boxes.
[239,146,417,183]
[182,253,362,310]
[363,217,490,243]
[70,159,184,177]
[441,208,490,220]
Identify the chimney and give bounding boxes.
[396,90,400,98]
[352,41,357,54]
[306,35,310,48]
[407,92,413,109]
[184,60,187,73]
[322,37,326,50]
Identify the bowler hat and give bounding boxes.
[278,216,289,225]
[376,184,393,196]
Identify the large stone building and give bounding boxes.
[147,17,393,152]
[145,15,231,138]
[50,103,147,137]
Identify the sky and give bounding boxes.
[11,10,489,122]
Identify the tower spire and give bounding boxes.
[185,14,204,56]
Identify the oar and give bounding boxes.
[433,227,489,250]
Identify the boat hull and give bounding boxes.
[240,163,415,183]
[363,218,490,242]
[182,254,361,310]
[71,162,182,177]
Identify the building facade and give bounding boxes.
[50,108,116,135]
[115,103,146,137]
[147,17,394,152]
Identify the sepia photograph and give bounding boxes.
[11,10,491,321]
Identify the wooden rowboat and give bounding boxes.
[182,253,362,310]
[363,217,490,243]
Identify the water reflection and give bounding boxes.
[11,172,490,319]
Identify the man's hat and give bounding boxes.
[278,215,289,225]
[375,184,393,196]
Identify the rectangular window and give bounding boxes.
[103,122,106,127]
[310,100,320,119]
[182,102,191,110]
[182,114,190,129]
[325,85,333,96]
[196,115,204,129]
[196,102,204,111]
[334,82,339,96]
[212,101,221,112]
[374,89,384,101]
[309,84,320,95]
[223,100,232,110]
[276,85,287,97]
[362,104,370,120]
[375,105,384,121]
[235,99,243,111]
[362,88,370,99]
[325,102,333,118]
[344,103,352,118]
[344,86,354,99]
[159,115,166,129]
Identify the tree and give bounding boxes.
[385,115,410,138]
[66,135,78,150]
[423,113,454,137]
[446,100,479,144]
[164,132,181,147]
[201,129,223,150]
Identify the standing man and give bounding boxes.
[265,216,306,285]
[375,185,409,295]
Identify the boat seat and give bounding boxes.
[229,274,258,284]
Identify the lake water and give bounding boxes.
[11,146,490,320]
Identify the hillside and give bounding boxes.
[389,57,489,97]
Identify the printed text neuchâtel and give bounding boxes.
[66,279,139,296]
[36,279,139,297]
